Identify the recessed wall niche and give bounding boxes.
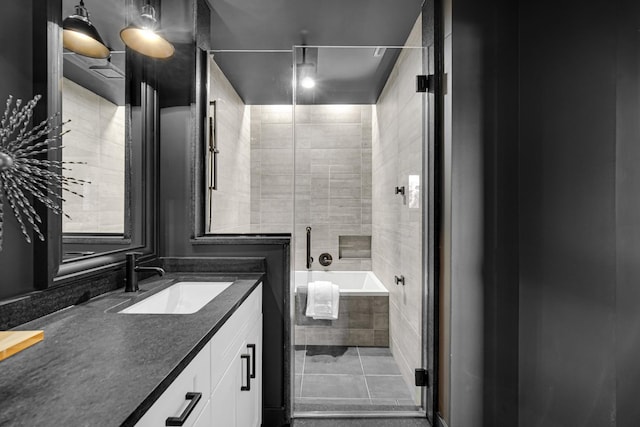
[338,235,372,259]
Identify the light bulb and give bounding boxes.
[301,77,315,89]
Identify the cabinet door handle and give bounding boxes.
[247,344,256,379]
[240,354,251,391]
[165,392,202,426]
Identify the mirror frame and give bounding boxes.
[33,0,158,289]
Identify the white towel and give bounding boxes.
[305,281,339,320]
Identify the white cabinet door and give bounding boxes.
[237,315,262,427]
[210,283,262,395]
[237,316,262,427]
[213,321,259,427]
[135,344,211,427]
[192,399,211,427]
[210,345,241,426]
[253,315,263,427]
[211,286,262,427]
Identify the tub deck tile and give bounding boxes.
[373,330,390,347]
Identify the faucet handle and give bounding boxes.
[124,252,144,293]
[125,251,143,260]
[125,252,144,269]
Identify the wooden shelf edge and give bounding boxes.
[0,331,44,362]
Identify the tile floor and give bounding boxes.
[292,419,430,427]
[294,345,420,412]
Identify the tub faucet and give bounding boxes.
[125,252,165,292]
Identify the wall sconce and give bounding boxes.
[120,3,174,59]
[62,0,110,59]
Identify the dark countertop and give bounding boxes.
[0,272,264,427]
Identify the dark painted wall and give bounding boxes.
[449,0,640,425]
[518,0,639,425]
[0,1,34,299]
[448,0,519,425]
[614,2,640,426]
[476,0,520,425]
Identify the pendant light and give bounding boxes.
[297,47,316,89]
[298,63,316,89]
[62,0,110,59]
[120,4,174,59]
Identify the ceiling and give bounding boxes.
[208,0,424,104]
[62,0,424,105]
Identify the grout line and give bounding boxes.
[356,346,372,402]
[362,374,405,377]
[302,373,372,376]
[297,397,373,401]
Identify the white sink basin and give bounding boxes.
[120,281,234,314]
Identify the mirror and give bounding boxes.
[60,0,134,260]
[0,0,155,293]
[62,54,126,235]
[41,0,156,285]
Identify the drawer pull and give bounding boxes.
[165,392,202,426]
[241,354,251,391]
[247,344,256,379]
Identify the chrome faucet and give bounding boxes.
[125,252,165,292]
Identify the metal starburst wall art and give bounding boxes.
[0,94,86,251]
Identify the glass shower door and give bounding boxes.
[291,40,427,417]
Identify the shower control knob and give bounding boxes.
[319,253,333,267]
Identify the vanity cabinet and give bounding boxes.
[211,287,263,427]
[237,319,263,427]
[135,283,262,427]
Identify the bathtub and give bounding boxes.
[294,270,388,296]
[294,270,389,347]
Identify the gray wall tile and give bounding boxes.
[251,105,374,271]
[261,123,293,149]
[62,78,126,233]
[206,58,252,233]
[311,123,361,149]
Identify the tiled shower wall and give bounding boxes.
[372,15,424,401]
[62,78,125,233]
[208,57,251,233]
[249,105,373,271]
[249,105,294,233]
[294,105,373,271]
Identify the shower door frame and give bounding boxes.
[422,0,444,424]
